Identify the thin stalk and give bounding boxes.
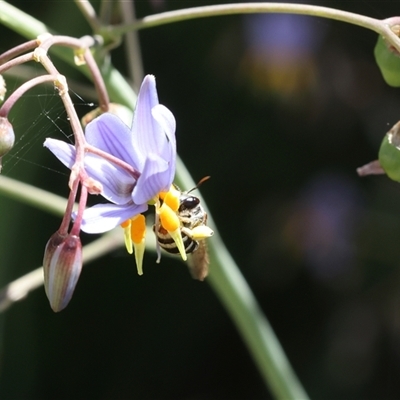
[0,39,37,65]
[114,3,379,32]
[0,74,54,117]
[108,3,400,54]
[74,0,102,32]
[120,0,144,91]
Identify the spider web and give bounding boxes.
[1,81,96,177]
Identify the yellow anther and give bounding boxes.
[158,191,167,201]
[133,241,145,275]
[121,219,133,254]
[163,187,180,212]
[158,203,187,261]
[121,215,146,275]
[130,214,146,244]
[168,228,187,261]
[120,220,130,228]
[159,203,180,232]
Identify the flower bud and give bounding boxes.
[378,121,400,182]
[0,117,15,172]
[374,33,400,87]
[43,232,82,312]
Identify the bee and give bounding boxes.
[154,178,212,281]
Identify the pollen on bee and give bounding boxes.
[184,225,214,240]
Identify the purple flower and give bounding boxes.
[44,75,176,233]
[44,75,177,275]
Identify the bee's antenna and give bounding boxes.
[187,176,210,194]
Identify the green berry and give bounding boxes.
[374,34,400,87]
[378,122,400,181]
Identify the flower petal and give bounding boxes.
[152,104,176,186]
[83,153,135,204]
[131,75,168,158]
[85,113,142,170]
[44,138,135,205]
[79,202,148,234]
[44,138,75,169]
[131,153,170,205]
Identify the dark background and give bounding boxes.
[1,1,400,399]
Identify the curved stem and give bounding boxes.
[0,74,54,117]
[108,3,400,52]
[113,3,380,32]
[106,3,400,54]
[0,39,37,65]
[0,52,35,75]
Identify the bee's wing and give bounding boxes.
[187,240,209,281]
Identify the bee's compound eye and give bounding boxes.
[179,196,200,211]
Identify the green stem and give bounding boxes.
[0,175,67,216]
[113,3,379,32]
[107,3,400,54]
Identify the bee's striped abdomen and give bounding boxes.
[155,225,199,254]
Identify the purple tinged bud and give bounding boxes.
[0,117,14,172]
[43,232,83,312]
